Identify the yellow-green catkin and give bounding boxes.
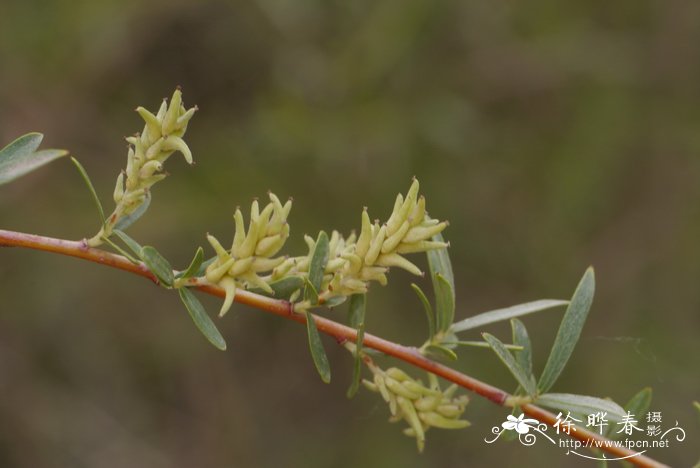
[288,178,449,310]
[204,193,292,316]
[361,363,470,451]
[88,88,197,246]
[202,178,448,317]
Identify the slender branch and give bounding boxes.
[0,229,668,468]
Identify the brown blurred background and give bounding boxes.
[1,1,699,466]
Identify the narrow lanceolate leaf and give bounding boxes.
[607,388,652,439]
[0,133,68,186]
[305,231,329,304]
[70,157,105,224]
[411,283,435,338]
[305,310,331,383]
[538,268,595,393]
[348,293,367,329]
[511,319,533,378]
[178,288,227,351]
[113,190,151,230]
[347,323,365,399]
[140,246,175,287]
[452,340,523,350]
[434,273,455,333]
[179,247,204,279]
[427,231,454,293]
[324,295,347,308]
[100,235,139,264]
[451,299,569,334]
[112,229,143,257]
[346,294,367,398]
[483,333,537,397]
[424,344,458,361]
[536,393,626,424]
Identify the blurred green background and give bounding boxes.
[1,1,699,466]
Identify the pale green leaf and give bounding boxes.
[451,299,568,334]
[536,393,626,423]
[483,332,537,397]
[451,340,523,350]
[113,190,151,231]
[434,273,455,333]
[538,268,595,393]
[348,293,366,329]
[305,310,331,383]
[0,133,68,186]
[427,231,454,292]
[178,288,227,350]
[607,388,652,439]
[305,231,329,304]
[511,318,533,377]
[411,283,435,338]
[140,246,175,287]
[70,157,105,224]
[178,247,204,279]
[112,229,143,257]
[424,344,458,361]
[347,323,365,399]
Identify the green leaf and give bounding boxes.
[536,393,626,423]
[178,247,204,279]
[607,388,652,438]
[112,229,143,257]
[538,268,595,393]
[70,157,105,224]
[434,273,455,333]
[347,323,365,399]
[140,246,175,287]
[411,283,435,338]
[113,190,151,231]
[100,235,139,264]
[249,276,304,299]
[345,293,367,396]
[451,299,569,334]
[178,288,227,350]
[0,133,68,186]
[424,344,458,361]
[304,310,331,383]
[305,231,329,304]
[347,293,367,329]
[511,319,533,377]
[451,340,523,351]
[303,277,319,304]
[194,256,218,278]
[427,231,454,292]
[324,295,347,308]
[483,332,537,397]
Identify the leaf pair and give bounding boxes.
[113,229,227,351]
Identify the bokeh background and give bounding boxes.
[1,1,699,466]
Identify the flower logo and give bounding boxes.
[502,414,540,434]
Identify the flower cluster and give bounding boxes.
[202,179,448,315]
[205,193,292,316]
[282,178,449,308]
[363,365,470,451]
[88,88,197,246]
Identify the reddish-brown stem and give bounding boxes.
[0,229,668,468]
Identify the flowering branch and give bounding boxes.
[0,228,668,468]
